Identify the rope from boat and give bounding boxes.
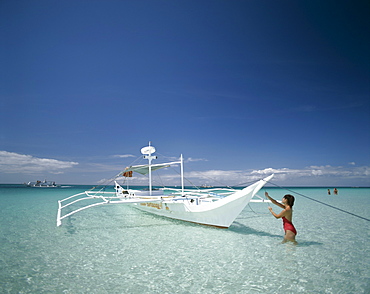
[158,152,237,189]
[166,166,199,189]
[247,203,270,215]
[89,171,123,193]
[89,155,146,192]
[268,181,370,222]
[180,167,234,190]
[235,178,268,187]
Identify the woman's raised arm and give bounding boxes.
[265,192,285,209]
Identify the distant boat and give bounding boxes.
[57,143,273,228]
[26,180,59,187]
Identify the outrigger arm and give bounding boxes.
[56,184,163,227]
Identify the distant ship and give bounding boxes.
[25,180,59,187]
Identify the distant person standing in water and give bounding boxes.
[327,189,331,195]
[265,192,297,244]
[334,188,338,195]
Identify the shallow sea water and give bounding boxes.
[0,185,369,293]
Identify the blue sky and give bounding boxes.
[1,0,369,186]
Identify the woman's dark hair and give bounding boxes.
[283,194,295,207]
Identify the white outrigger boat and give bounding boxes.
[57,144,273,228]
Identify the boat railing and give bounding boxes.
[249,193,272,203]
[57,190,127,227]
[56,189,167,226]
[163,187,237,199]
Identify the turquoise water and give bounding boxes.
[0,185,369,293]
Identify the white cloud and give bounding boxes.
[113,154,136,158]
[0,151,78,174]
[184,169,263,186]
[250,165,370,184]
[106,164,370,187]
[186,157,208,162]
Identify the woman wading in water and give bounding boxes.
[265,192,297,244]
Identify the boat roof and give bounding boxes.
[124,161,181,175]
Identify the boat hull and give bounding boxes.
[134,201,233,228]
[133,176,271,228]
[136,202,230,228]
[56,175,273,228]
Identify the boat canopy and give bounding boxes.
[124,161,181,175]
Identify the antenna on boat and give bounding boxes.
[141,142,157,196]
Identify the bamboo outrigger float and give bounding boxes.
[57,143,273,228]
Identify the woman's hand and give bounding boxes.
[268,206,272,211]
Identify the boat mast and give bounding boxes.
[142,142,157,196]
[148,142,152,196]
[180,154,184,195]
